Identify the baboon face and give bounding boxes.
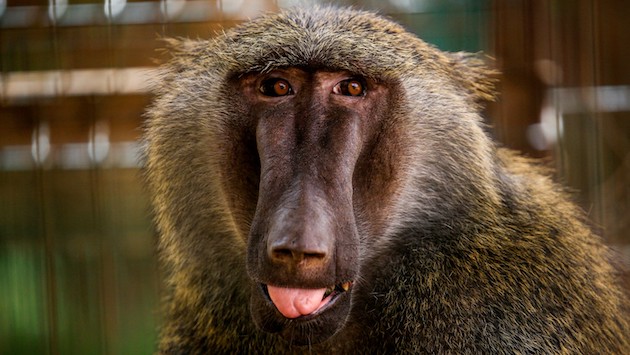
[222,67,403,344]
[147,7,496,347]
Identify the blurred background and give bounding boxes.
[1,0,628,353]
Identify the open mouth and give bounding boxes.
[263,282,352,319]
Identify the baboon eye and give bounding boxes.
[332,79,366,97]
[260,78,293,97]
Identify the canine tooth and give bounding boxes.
[323,287,333,298]
[341,282,351,292]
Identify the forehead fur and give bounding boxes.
[223,7,424,78]
[162,6,495,101]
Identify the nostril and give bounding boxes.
[271,248,297,262]
[269,245,327,265]
[303,252,326,260]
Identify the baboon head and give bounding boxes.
[145,7,496,345]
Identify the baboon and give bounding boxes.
[142,6,630,353]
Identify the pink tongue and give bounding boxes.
[267,286,329,319]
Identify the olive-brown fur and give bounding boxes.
[142,7,630,353]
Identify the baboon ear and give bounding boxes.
[150,37,212,87]
[156,37,206,63]
[448,52,498,104]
